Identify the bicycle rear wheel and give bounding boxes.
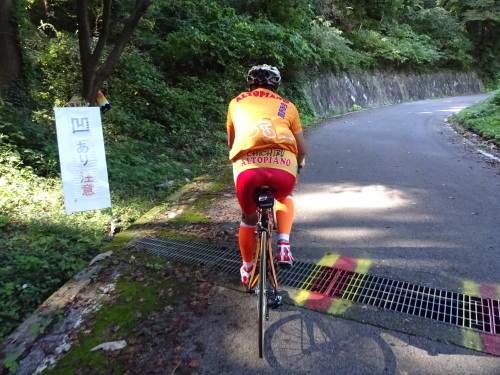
[258,230,268,358]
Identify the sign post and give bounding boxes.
[54,107,111,213]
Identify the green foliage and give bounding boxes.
[451,90,500,145]
[364,0,405,22]
[141,0,360,76]
[265,0,316,29]
[306,17,368,72]
[348,104,363,112]
[400,6,474,69]
[2,353,19,372]
[0,102,59,175]
[350,25,441,69]
[0,146,113,339]
[438,0,500,76]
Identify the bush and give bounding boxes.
[400,7,474,69]
[350,24,441,70]
[452,90,500,145]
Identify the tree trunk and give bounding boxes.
[0,0,22,99]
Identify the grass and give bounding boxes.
[449,89,500,147]
[0,150,114,340]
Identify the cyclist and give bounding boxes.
[226,64,307,286]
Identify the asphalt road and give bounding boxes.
[196,94,500,374]
[294,93,499,291]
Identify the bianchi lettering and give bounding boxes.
[278,102,288,118]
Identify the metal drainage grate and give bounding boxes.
[130,236,241,273]
[131,236,500,335]
[280,266,499,334]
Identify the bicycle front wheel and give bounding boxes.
[258,230,268,358]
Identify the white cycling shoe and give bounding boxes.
[276,241,294,265]
[240,264,253,286]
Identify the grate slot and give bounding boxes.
[277,261,317,288]
[131,236,499,335]
[341,272,366,301]
[493,300,500,335]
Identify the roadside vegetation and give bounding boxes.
[1,0,499,341]
[450,89,500,147]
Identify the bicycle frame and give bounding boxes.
[247,190,279,292]
[246,186,282,358]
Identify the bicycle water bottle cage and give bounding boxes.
[254,187,274,208]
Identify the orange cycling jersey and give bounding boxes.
[227,88,303,162]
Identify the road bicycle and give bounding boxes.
[246,186,283,358]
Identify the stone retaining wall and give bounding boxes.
[306,71,484,116]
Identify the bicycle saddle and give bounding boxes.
[254,186,274,208]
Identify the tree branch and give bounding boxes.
[76,0,92,66]
[92,0,152,97]
[76,0,152,102]
[90,0,112,68]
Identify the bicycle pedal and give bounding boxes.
[267,292,282,309]
[278,262,293,269]
[270,301,283,310]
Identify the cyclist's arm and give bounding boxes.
[227,108,235,149]
[227,129,235,149]
[294,131,307,167]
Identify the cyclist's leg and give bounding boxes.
[275,196,294,242]
[269,171,296,265]
[275,196,295,264]
[238,221,256,286]
[235,170,262,285]
[239,221,256,264]
[235,168,296,269]
[239,210,258,265]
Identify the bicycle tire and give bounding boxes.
[258,230,267,358]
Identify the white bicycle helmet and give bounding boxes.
[247,64,282,86]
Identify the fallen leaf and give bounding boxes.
[189,360,201,368]
[90,340,127,351]
[199,282,210,289]
[89,251,113,265]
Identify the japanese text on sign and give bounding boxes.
[55,107,111,213]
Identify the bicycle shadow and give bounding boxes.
[265,292,398,374]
